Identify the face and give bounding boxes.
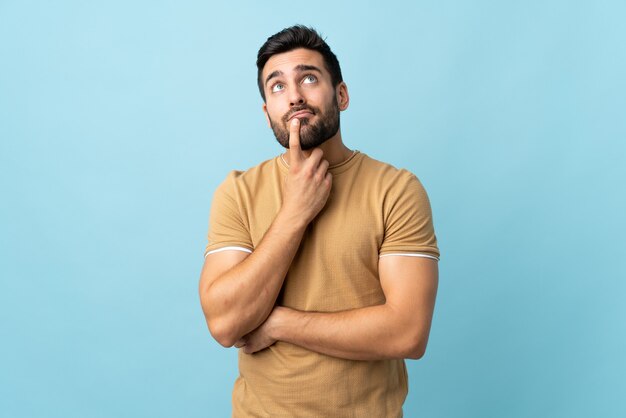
[261,48,348,150]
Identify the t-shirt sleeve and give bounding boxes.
[379,170,440,260]
[204,171,254,257]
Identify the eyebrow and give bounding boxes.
[264,64,323,87]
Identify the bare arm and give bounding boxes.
[238,256,438,360]
[198,118,332,347]
[199,216,304,347]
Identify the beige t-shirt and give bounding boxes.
[205,150,439,417]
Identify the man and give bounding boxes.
[198,25,440,417]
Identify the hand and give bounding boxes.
[235,307,283,354]
[281,118,332,227]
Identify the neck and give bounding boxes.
[283,131,353,166]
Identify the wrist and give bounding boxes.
[269,306,291,341]
[275,209,309,234]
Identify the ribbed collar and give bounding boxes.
[277,150,362,176]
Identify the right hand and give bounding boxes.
[281,118,332,227]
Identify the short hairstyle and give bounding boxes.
[256,25,343,102]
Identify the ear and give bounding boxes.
[262,103,271,128]
[336,82,350,111]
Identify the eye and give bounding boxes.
[271,83,284,93]
[303,74,317,84]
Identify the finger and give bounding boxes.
[316,159,330,179]
[288,118,303,165]
[307,148,325,168]
[325,172,333,187]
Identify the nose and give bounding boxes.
[288,85,305,107]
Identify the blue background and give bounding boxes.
[1,1,625,417]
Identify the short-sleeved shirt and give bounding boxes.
[205,150,439,417]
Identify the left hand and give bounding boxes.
[235,307,284,354]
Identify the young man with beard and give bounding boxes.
[198,25,440,417]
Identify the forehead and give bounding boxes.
[262,48,327,80]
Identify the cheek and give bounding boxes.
[266,103,287,120]
[264,107,278,122]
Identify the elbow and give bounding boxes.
[201,296,237,347]
[199,287,238,347]
[402,332,428,360]
[206,317,238,348]
[405,342,427,360]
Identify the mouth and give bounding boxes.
[288,110,314,120]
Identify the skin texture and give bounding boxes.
[266,75,340,151]
[262,48,353,166]
[198,48,439,360]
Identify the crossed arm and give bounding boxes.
[200,247,438,361]
[198,118,438,360]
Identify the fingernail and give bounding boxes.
[292,118,299,125]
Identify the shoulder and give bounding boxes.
[217,155,281,191]
[357,152,425,193]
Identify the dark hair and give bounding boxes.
[256,25,343,102]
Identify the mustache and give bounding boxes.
[283,106,317,123]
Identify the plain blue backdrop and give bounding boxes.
[1,1,625,417]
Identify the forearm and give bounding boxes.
[271,305,427,361]
[204,210,306,346]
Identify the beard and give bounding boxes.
[268,97,340,150]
